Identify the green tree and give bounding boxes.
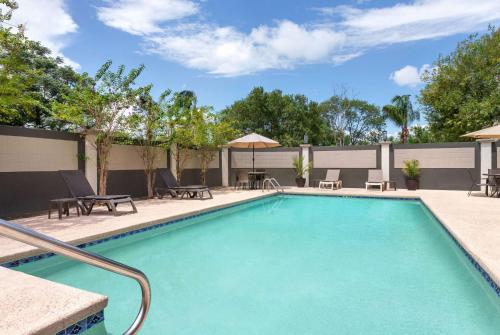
[407,125,435,144]
[53,60,144,195]
[0,1,17,22]
[0,1,39,124]
[165,90,198,181]
[420,27,500,141]
[219,87,330,146]
[0,1,81,128]
[383,95,419,143]
[320,89,386,145]
[128,85,171,198]
[192,108,239,185]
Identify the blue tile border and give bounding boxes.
[55,310,104,335]
[2,192,499,298]
[282,192,420,201]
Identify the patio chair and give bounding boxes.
[492,174,500,198]
[319,169,342,190]
[365,170,384,191]
[235,170,249,190]
[467,169,490,196]
[486,169,500,197]
[59,170,137,216]
[155,168,213,200]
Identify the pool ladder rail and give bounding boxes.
[262,178,284,193]
[0,218,151,335]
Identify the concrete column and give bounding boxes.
[221,146,229,187]
[84,132,98,193]
[478,139,495,192]
[170,144,178,181]
[300,144,311,187]
[380,141,391,181]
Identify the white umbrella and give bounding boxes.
[462,124,500,139]
[227,133,280,172]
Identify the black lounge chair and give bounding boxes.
[155,168,213,200]
[59,170,137,216]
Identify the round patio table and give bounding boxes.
[248,171,267,189]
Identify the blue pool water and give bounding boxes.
[16,195,500,334]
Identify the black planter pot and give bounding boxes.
[295,177,306,187]
[405,178,419,191]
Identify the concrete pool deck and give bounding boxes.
[1,187,499,334]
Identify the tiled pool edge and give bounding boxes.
[56,310,104,335]
[3,191,499,299]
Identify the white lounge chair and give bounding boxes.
[365,170,384,191]
[319,169,342,190]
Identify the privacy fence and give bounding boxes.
[0,125,499,217]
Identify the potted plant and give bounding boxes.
[292,156,312,187]
[402,159,420,190]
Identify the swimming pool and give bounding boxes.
[16,195,500,334]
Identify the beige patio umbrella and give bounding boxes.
[227,133,280,172]
[462,124,500,139]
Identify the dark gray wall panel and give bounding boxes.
[107,170,165,198]
[180,168,221,187]
[0,171,71,218]
[311,168,371,188]
[0,125,81,140]
[390,169,476,190]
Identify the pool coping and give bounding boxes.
[0,266,107,335]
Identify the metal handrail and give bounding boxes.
[262,178,284,193]
[0,219,151,335]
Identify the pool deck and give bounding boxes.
[0,266,107,335]
[1,187,499,334]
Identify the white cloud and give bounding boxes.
[146,21,345,76]
[331,52,364,65]
[390,64,431,87]
[98,0,500,76]
[97,0,199,36]
[337,0,500,46]
[9,0,79,68]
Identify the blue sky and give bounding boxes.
[7,0,500,133]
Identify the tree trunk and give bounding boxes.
[145,169,156,198]
[140,145,157,199]
[97,138,112,196]
[401,127,409,143]
[176,146,190,182]
[200,161,207,186]
[98,151,109,195]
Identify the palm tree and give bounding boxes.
[382,95,419,143]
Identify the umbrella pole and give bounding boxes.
[252,144,255,172]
